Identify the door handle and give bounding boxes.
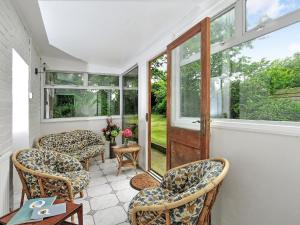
[146,113,149,122]
[192,120,201,123]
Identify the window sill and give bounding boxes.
[211,119,300,137]
[41,115,121,123]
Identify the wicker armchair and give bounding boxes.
[12,148,90,206]
[35,129,105,170]
[128,158,229,225]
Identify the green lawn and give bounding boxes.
[151,114,167,147]
[151,148,167,175]
[150,114,167,175]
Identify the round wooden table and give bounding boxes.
[112,144,141,176]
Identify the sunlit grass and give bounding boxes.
[151,114,167,147]
[150,114,167,176]
[151,148,167,176]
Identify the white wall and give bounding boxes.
[210,127,300,225]
[0,0,41,213]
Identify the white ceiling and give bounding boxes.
[12,0,212,68]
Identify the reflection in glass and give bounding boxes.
[44,89,120,119]
[211,21,300,121]
[211,8,235,44]
[122,67,139,143]
[45,72,84,86]
[180,61,201,117]
[88,74,119,86]
[172,33,201,121]
[246,0,300,30]
[180,34,200,61]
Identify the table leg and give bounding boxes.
[78,204,83,225]
[116,152,125,176]
[20,189,25,207]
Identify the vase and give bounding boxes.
[124,138,129,147]
[109,137,116,159]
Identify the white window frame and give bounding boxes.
[171,0,300,135]
[122,66,139,117]
[41,70,122,122]
[211,0,300,136]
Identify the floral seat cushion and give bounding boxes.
[17,149,89,198]
[129,160,224,225]
[38,130,105,162]
[61,171,90,193]
[128,187,173,225]
[71,145,105,162]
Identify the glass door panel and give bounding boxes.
[122,67,139,143]
[171,33,201,130]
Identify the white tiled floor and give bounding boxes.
[14,158,142,225]
[75,158,142,225]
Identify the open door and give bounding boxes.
[167,17,210,169]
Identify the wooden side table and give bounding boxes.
[112,144,141,175]
[0,200,83,225]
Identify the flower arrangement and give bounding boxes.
[102,117,120,143]
[122,128,133,147]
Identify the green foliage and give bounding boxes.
[89,75,119,86]
[180,61,200,117]
[228,52,300,121]
[151,54,167,115]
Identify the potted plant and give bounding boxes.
[122,128,133,147]
[102,117,120,158]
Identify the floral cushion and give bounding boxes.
[38,130,105,162]
[128,160,224,225]
[128,187,173,224]
[70,145,105,162]
[17,149,89,198]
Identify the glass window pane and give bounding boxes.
[123,90,138,115]
[123,67,139,143]
[44,88,120,118]
[88,74,119,86]
[180,61,201,117]
[96,90,120,116]
[211,21,300,121]
[246,0,300,30]
[123,68,138,88]
[211,8,235,45]
[45,72,84,86]
[180,34,200,62]
[171,33,201,129]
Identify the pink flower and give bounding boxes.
[106,131,110,135]
[102,128,106,132]
[122,128,133,138]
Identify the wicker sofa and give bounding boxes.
[35,130,105,170]
[12,148,89,206]
[128,158,229,225]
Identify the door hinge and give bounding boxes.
[146,113,149,122]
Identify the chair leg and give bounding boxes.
[85,159,89,170]
[20,189,25,207]
[80,191,84,198]
[101,152,105,163]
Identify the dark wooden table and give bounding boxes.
[0,200,83,225]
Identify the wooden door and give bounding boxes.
[166,17,211,169]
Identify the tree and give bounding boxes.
[151,54,167,115]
